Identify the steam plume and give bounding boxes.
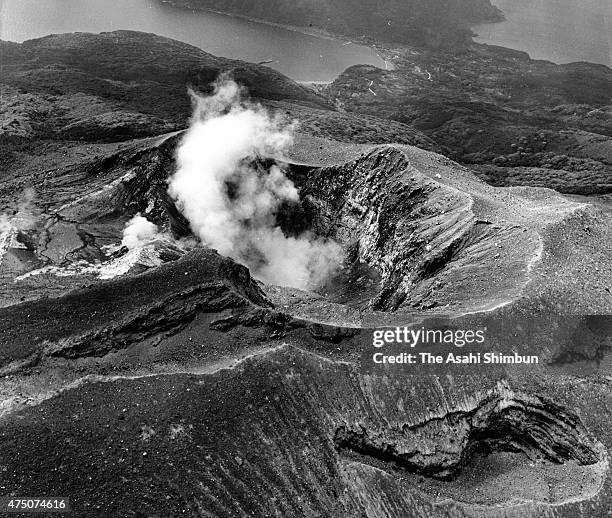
[18,215,171,281]
[168,76,342,289]
[121,214,160,250]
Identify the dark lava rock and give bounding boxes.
[0,248,271,371]
[0,347,609,517]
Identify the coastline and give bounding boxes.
[159,0,612,71]
[159,0,393,70]
[160,0,354,42]
[470,0,612,67]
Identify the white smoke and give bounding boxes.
[121,214,160,250]
[168,76,343,289]
[18,215,172,281]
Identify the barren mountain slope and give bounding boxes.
[0,31,611,518]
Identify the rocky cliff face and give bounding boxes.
[3,125,608,315]
[0,346,610,517]
[285,145,538,312]
[0,248,271,371]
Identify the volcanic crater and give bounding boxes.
[1,30,612,518]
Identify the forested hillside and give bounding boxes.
[162,0,503,45]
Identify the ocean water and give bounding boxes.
[472,0,611,66]
[0,0,386,81]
